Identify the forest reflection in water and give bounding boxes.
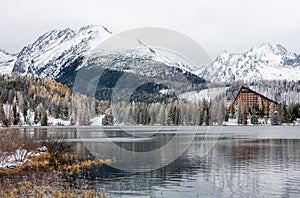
[13,126,300,197]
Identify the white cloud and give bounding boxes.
[0,0,299,57]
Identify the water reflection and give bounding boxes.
[14,126,300,197]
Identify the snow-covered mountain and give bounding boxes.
[83,47,198,79]
[0,25,300,84]
[12,25,112,79]
[197,43,300,82]
[0,49,16,75]
[5,25,199,86]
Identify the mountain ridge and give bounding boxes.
[0,25,299,83]
[197,42,300,82]
[12,25,113,79]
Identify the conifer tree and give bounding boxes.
[70,111,76,126]
[237,106,243,125]
[102,108,114,126]
[12,103,19,125]
[242,105,248,125]
[9,108,14,126]
[0,101,7,126]
[198,101,204,125]
[251,109,258,124]
[158,104,166,126]
[217,101,225,125]
[270,106,278,125]
[22,104,28,123]
[41,110,48,126]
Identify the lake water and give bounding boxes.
[16,126,300,197]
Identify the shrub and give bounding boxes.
[41,136,73,170]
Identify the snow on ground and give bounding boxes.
[159,89,174,95]
[295,118,300,125]
[296,118,300,125]
[257,65,300,81]
[179,87,228,102]
[48,117,70,126]
[225,119,239,126]
[0,149,44,169]
[90,115,105,126]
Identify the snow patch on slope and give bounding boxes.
[197,43,300,82]
[0,49,16,75]
[179,87,227,102]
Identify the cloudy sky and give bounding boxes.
[0,0,299,57]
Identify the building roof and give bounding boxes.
[232,85,278,105]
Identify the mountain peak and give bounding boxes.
[79,25,113,35]
[0,49,12,56]
[247,42,288,57]
[199,43,300,82]
[11,25,113,77]
[216,50,230,60]
[38,28,74,41]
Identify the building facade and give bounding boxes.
[231,86,278,115]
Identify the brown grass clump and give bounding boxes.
[0,179,107,198]
[0,129,112,197]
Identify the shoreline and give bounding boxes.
[4,123,300,129]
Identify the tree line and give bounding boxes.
[233,101,300,125]
[0,74,299,127]
[103,96,228,126]
[0,74,108,127]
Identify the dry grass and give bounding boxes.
[0,179,107,198]
[0,156,109,198]
[0,150,114,176]
[0,129,111,197]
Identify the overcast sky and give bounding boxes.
[0,0,299,57]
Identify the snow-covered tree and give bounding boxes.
[217,101,225,125]
[102,108,114,126]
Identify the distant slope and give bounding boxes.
[196,43,300,82]
[0,49,16,75]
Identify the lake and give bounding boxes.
[15,126,300,197]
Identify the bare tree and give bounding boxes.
[41,136,73,170]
